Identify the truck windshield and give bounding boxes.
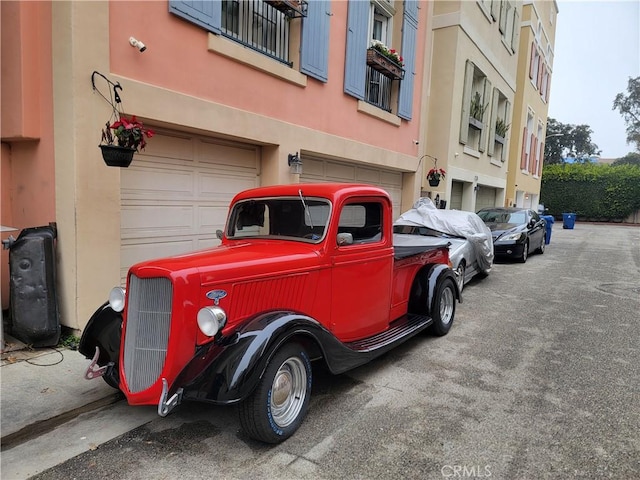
[227,197,331,242]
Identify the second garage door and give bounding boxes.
[476,186,498,211]
[120,131,259,280]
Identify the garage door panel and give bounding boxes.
[299,158,326,178]
[197,205,229,230]
[198,172,257,199]
[199,140,258,170]
[326,162,356,181]
[378,170,402,186]
[122,165,194,200]
[141,132,193,160]
[121,205,194,239]
[356,167,382,184]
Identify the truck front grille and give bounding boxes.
[123,275,172,393]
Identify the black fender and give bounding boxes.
[409,264,461,316]
[174,311,326,405]
[78,302,122,367]
[174,310,396,406]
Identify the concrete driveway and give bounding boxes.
[9,223,640,479]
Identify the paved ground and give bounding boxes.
[2,222,639,479]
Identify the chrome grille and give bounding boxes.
[123,275,172,393]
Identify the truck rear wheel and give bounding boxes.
[238,343,312,443]
[430,278,456,336]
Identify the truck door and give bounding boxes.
[330,199,393,341]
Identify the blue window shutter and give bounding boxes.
[169,0,221,34]
[404,0,419,23]
[398,1,418,120]
[301,0,330,82]
[344,0,369,100]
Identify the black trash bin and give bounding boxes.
[4,223,60,347]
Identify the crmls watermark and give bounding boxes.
[441,465,492,478]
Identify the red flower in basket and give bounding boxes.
[102,115,155,152]
[427,167,446,181]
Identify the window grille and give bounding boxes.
[221,0,291,66]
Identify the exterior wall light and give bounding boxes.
[288,152,302,174]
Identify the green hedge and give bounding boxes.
[540,163,640,221]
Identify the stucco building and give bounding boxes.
[1,0,434,331]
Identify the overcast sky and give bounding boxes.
[547,0,640,159]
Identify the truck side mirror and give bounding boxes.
[337,232,353,246]
[216,229,223,240]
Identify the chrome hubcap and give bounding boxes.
[440,286,454,326]
[270,357,307,428]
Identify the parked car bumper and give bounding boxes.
[493,241,525,258]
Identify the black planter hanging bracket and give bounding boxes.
[91,71,125,122]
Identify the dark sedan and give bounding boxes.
[476,207,546,263]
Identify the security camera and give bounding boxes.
[129,37,147,53]
[413,140,420,145]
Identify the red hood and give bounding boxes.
[129,240,323,283]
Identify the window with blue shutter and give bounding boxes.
[344,0,369,100]
[397,0,418,120]
[169,0,221,34]
[301,0,330,82]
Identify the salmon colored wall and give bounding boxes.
[0,2,55,310]
[108,1,425,157]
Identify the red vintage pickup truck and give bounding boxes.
[80,183,460,443]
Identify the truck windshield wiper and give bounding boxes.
[299,189,314,230]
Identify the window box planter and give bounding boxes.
[468,116,483,131]
[264,0,307,18]
[494,134,506,145]
[366,48,405,80]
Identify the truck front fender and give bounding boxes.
[78,302,122,366]
[173,311,330,405]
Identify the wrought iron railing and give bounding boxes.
[365,67,393,112]
[221,0,292,66]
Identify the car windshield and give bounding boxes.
[227,196,331,242]
[478,210,526,225]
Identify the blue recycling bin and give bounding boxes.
[541,215,554,244]
[562,213,576,229]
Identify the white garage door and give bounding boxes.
[300,156,404,220]
[476,186,498,211]
[450,181,464,210]
[120,131,259,280]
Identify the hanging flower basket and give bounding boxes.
[99,144,136,168]
[99,115,154,168]
[428,178,440,187]
[426,167,446,187]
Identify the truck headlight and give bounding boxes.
[109,287,126,312]
[197,306,227,337]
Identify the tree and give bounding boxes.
[543,118,600,164]
[613,76,640,153]
[612,151,640,167]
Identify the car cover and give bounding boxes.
[394,198,494,272]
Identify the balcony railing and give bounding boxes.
[365,67,393,112]
[222,0,292,66]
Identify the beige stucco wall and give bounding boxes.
[426,0,519,210]
[507,0,558,207]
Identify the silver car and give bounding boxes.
[394,199,494,292]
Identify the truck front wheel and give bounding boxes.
[430,278,456,336]
[238,343,312,443]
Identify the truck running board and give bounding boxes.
[345,313,432,352]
